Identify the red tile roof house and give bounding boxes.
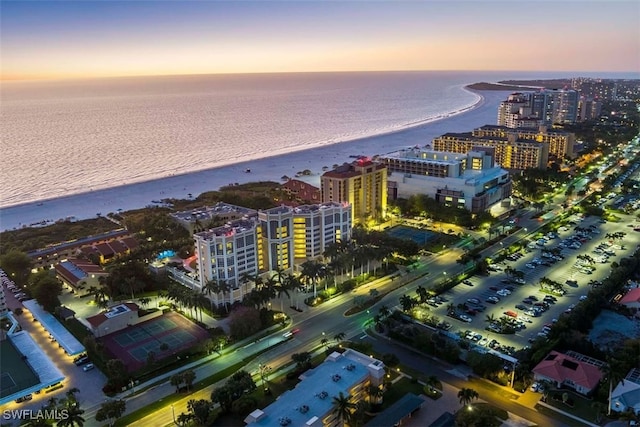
[619,288,640,313]
[281,179,321,204]
[532,351,604,396]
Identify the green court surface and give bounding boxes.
[0,340,39,398]
[386,225,439,245]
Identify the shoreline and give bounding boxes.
[0,89,509,232]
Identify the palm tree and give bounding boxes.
[58,406,85,427]
[202,279,218,311]
[485,313,496,324]
[425,375,439,395]
[273,274,290,312]
[300,260,325,298]
[457,387,479,408]
[334,332,346,344]
[321,338,329,349]
[415,285,428,303]
[332,391,355,426]
[601,356,627,415]
[399,294,416,312]
[366,384,384,404]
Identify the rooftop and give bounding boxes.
[194,219,258,240]
[171,202,257,222]
[246,350,383,427]
[533,351,603,390]
[363,393,426,427]
[86,302,138,328]
[22,300,86,356]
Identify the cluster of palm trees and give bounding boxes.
[504,266,524,281]
[605,231,626,242]
[25,388,85,427]
[539,277,565,294]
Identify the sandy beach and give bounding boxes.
[0,90,511,232]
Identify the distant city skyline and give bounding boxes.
[1,0,639,80]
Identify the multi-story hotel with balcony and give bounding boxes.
[321,158,387,225]
[473,125,575,161]
[183,202,351,308]
[432,130,549,170]
[381,148,512,212]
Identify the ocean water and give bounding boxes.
[0,70,520,208]
[1,70,633,230]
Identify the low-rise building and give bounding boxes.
[619,288,640,312]
[532,350,604,396]
[85,303,157,337]
[244,349,385,427]
[282,179,321,205]
[610,368,640,415]
[54,258,109,289]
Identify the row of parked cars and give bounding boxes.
[1,271,29,302]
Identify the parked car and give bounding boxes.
[15,394,33,403]
[82,363,95,372]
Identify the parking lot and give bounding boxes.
[427,212,640,356]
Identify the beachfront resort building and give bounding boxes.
[180,202,351,308]
[321,158,387,225]
[497,89,580,127]
[380,148,512,213]
[244,349,385,427]
[170,202,258,234]
[431,124,576,169]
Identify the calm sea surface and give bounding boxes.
[0,70,628,209]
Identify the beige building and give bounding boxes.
[321,158,387,225]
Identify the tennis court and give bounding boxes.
[385,225,439,245]
[0,341,39,398]
[101,312,208,372]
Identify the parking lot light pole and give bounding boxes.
[171,404,176,425]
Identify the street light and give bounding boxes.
[171,404,176,425]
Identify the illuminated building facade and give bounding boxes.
[321,158,387,225]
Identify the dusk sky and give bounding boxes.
[1,0,639,80]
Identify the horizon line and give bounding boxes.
[3,68,639,83]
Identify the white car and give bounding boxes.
[497,289,511,297]
[459,314,472,323]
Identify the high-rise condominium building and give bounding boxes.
[321,158,387,225]
[497,89,580,127]
[189,202,351,307]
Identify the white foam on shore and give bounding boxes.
[0,90,507,232]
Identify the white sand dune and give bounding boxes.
[0,90,511,232]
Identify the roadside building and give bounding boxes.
[610,368,640,415]
[532,350,604,396]
[380,148,512,212]
[185,202,351,308]
[618,288,640,313]
[244,349,385,427]
[85,302,163,338]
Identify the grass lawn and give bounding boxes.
[474,402,508,420]
[542,390,598,423]
[380,377,425,411]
